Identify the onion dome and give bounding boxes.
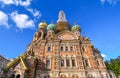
[47,24,56,31]
[56,21,71,32]
[38,21,47,29]
[71,25,81,32]
[56,10,71,32]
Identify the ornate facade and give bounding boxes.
[2,11,116,78]
[0,55,9,78]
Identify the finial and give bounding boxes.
[57,10,67,23]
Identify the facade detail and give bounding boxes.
[2,11,116,78]
[0,55,9,78]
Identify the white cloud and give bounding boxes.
[100,0,120,5]
[0,0,32,7]
[26,8,41,19]
[10,11,35,29]
[100,0,106,5]
[101,53,106,58]
[0,11,9,28]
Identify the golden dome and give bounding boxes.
[39,22,47,27]
[56,21,71,32]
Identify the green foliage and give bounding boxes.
[105,56,120,76]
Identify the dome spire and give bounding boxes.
[57,10,67,23]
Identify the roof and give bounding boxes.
[5,55,29,71]
[0,55,10,61]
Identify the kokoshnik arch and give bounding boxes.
[2,11,116,78]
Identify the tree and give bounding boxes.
[105,56,120,76]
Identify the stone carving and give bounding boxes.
[33,30,44,41]
[58,34,74,40]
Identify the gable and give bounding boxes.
[6,56,28,71]
[54,30,78,40]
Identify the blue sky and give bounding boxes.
[0,0,120,60]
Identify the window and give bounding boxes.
[61,60,64,66]
[97,60,100,66]
[65,46,68,51]
[85,59,89,66]
[82,47,85,52]
[66,59,70,67]
[48,47,51,52]
[70,46,73,51]
[46,60,50,68]
[16,74,20,78]
[61,47,63,51]
[101,60,104,66]
[72,60,75,66]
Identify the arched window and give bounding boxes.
[48,47,51,52]
[97,60,100,66]
[61,46,63,51]
[88,74,93,78]
[60,74,66,78]
[65,46,68,51]
[10,74,15,78]
[82,47,85,52]
[16,74,20,78]
[61,60,64,66]
[72,74,78,78]
[72,59,75,66]
[46,60,50,68]
[85,59,89,67]
[70,46,73,51]
[66,59,70,67]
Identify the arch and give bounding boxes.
[54,30,78,40]
[33,29,45,41]
[10,74,15,78]
[61,55,65,58]
[71,55,76,58]
[88,74,93,78]
[14,69,22,75]
[60,74,66,78]
[72,74,78,78]
[66,55,71,58]
[101,74,104,78]
[46,55,51,59]
[16,74,20,78]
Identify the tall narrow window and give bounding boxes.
[70,46,73,51]
[66,59,70,67]
[82,47,85,52]
[85,59,89,67]
[101,60,104,66]
[46,60,50,68]
[72,59,75,66]
[65,46,68,51]
[61,60,64,66]
[61,47,63,51]
[97,60,100,66]
[48,47,51,52]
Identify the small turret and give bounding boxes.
[72,24,81,37]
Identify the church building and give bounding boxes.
[2,11,116,78]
